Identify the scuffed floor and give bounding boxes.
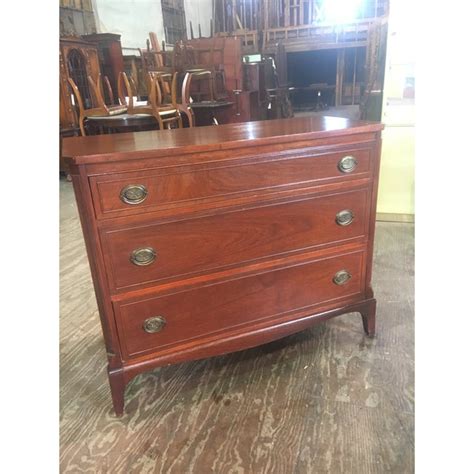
[60,177,414,473]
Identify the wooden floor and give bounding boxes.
[60,177,414,473]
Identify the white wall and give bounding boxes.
[184,0,212,39]
[377,0,416,217]
[92,0,212,49]
[93,0,165,49]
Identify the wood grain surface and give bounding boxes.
[90,148,371,218]
[62,116,383,164]
[60,178,414,473]
[101,189,369,292]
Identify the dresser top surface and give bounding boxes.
[63,116,383,165]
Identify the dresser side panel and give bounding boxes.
[70,167,125,366]
[364,133,383,297]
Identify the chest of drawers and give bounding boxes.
[63,116,384,416]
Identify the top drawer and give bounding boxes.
[89,147,372,219]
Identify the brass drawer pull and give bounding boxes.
[143,316,166,334]
[130,247,157,266]
[336,209,354,226]
[338,155,358,173]
[333,270,352,285]
[120,184,148,205]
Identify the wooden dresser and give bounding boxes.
[63,116,384,416]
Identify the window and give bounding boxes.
[161,0,187,45]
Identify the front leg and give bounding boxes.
[360,298,376,337]
[108,368,126,417]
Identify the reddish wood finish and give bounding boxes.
[60,37,101,131]
[82,33,125,105]
[63,116,380,164]
[116,249,366,359]
[101,189,370,293]
[90,147,371,219]
[63,116,383,416]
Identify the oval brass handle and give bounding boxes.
[120,184,148,205]
[333,270,352,285]
[336,209,354,226]
[143,316,166,334]
[130,247,157,266]
[338,155,358,173]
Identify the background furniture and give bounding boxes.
[68,76,127,136]
[181,70,233,126]
[60,36,101,172]
[189,100,234,126]
[117,72,147,110]
[118,71,183,130]
[185,37,274,123]
[122,49,149,98]
[84,114,159,135]
[60,36,101,132]
[63,116,384,416]
[60,34,125,138]
[148,72,183,129]
[82,33,124,104]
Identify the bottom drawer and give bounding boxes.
[115,250,366,359]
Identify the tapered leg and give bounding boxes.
[108,368,126,417]
[360,299,376,337]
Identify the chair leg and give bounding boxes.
[79,114,86,136]
[186,109,195,127]
[157,115,165,130]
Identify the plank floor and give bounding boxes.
[60,177,414,473]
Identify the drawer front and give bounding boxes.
[115,250,366,359]
[91,148,371,218]
[101,189,370,292]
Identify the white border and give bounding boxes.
[2,1,59,471]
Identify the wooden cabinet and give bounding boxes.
[63,116,384,416]
[59,37,101,131]
[59,37,101,172]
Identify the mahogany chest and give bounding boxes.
[63,116,384,416]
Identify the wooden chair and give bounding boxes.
[87,74,127,113]
[68,76,127,136]
[184,69,215,103]
[179,69,235,126]
[172,40,198,72]
[177,71,199,127]
[148,71,174,103]
[102,75,114,105]
[117,72,147,111]
[264,58,294,119]
[182,39,228,101]
[117,72,128,107]
[117,72,182,130]
[148,72,183,130]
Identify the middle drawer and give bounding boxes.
[100,188,370,292]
